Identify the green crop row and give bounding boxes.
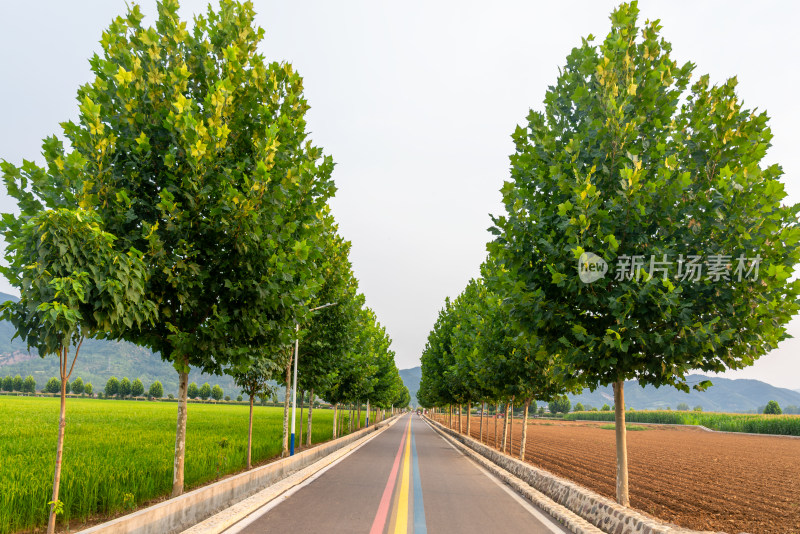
[563,409,800,436]
[0,396,366,534]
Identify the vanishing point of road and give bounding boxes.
[223,413,569,534]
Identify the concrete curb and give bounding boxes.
[182,415,400,533]
[425,416,721,534]
[78,415,401,534]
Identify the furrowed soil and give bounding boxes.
[433,414,800,534]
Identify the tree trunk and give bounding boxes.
[357,401,362,430]
[509,398,515,455]
[449,405,452,428]
[494,402,500,449]
[366,399,370,426]
[47,351,69,534]
[281,361,291,457]
[298,390,305,449]
[466,402,471,437]
[520,398,530,461]
[349,404,353,433]
[171,366,189,497]
[479,402,485,444]
[501,402,510,453]
[333,403,338,439]
[306,389,314,446]
[247,393,254,469]
[614,381,630,506]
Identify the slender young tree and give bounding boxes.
[0,209,154,534]
[230,357,278,469]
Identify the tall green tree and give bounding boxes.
[23,375,37,394]
[2,0,334,496]
[491,2,800,506]
[149,381,164,398]
[301,218,360,444]
[132,378,145,397]
[105,377,120,398]
[72,377,84,395]
[119,377,132,399]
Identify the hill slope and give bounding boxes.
[0,292,240,396]
[567,375,800,413]
[401,364,800,413]
[399,366,421,407]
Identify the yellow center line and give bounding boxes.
[393,418,412,533]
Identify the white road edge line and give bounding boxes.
[222,415,406,534]
[425,419,567,534]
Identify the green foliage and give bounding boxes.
[693,405,703,412]
[131,378,144,397]
[105,377,119,397]
[1,376,11,392]
[0,396,349,533]
[64,380,71,394]
[548,396,571,414]
[149,381,163,399]
[677,403,690,411]
[490,1,800,397]
[72,377,84,395]
[764,400,782,415]
[187,382,199,400]
[236,395,243,402]
[22,376,36,394]
[199,383,211,401]
[601,404,611,411]
[119,377,132,399]
[84,383,93,396]
[45,378,60,394]
[574,402,584,412]
[12,375,22,392]
[564,409,800,435]
[211,385,223,401]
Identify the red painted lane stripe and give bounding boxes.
[369,416,410,534]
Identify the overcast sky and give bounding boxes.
[1,1,798,388]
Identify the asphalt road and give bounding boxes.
[225,413,569,534]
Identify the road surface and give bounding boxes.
[224,413,569,534]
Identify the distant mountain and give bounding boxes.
[567,375,800,413]
[399,366,421,407]
[0,292,242,396]
[396,361,800,413]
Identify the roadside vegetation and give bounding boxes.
[0,396,368,534]
[566,410,800,436]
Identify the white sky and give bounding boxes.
[1,1,798,388]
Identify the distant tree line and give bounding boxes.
[1,374,36,393]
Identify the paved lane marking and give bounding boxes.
[411,418,427,534]
[369,415,411,534]
[426,419,567,534]
[217,420,399,534]
[392,420,412,534]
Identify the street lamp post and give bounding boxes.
[290,302,337,456]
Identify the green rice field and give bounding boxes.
[0,396,366,534]
[564,409,800,435]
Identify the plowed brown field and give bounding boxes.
[431,414,800,534]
